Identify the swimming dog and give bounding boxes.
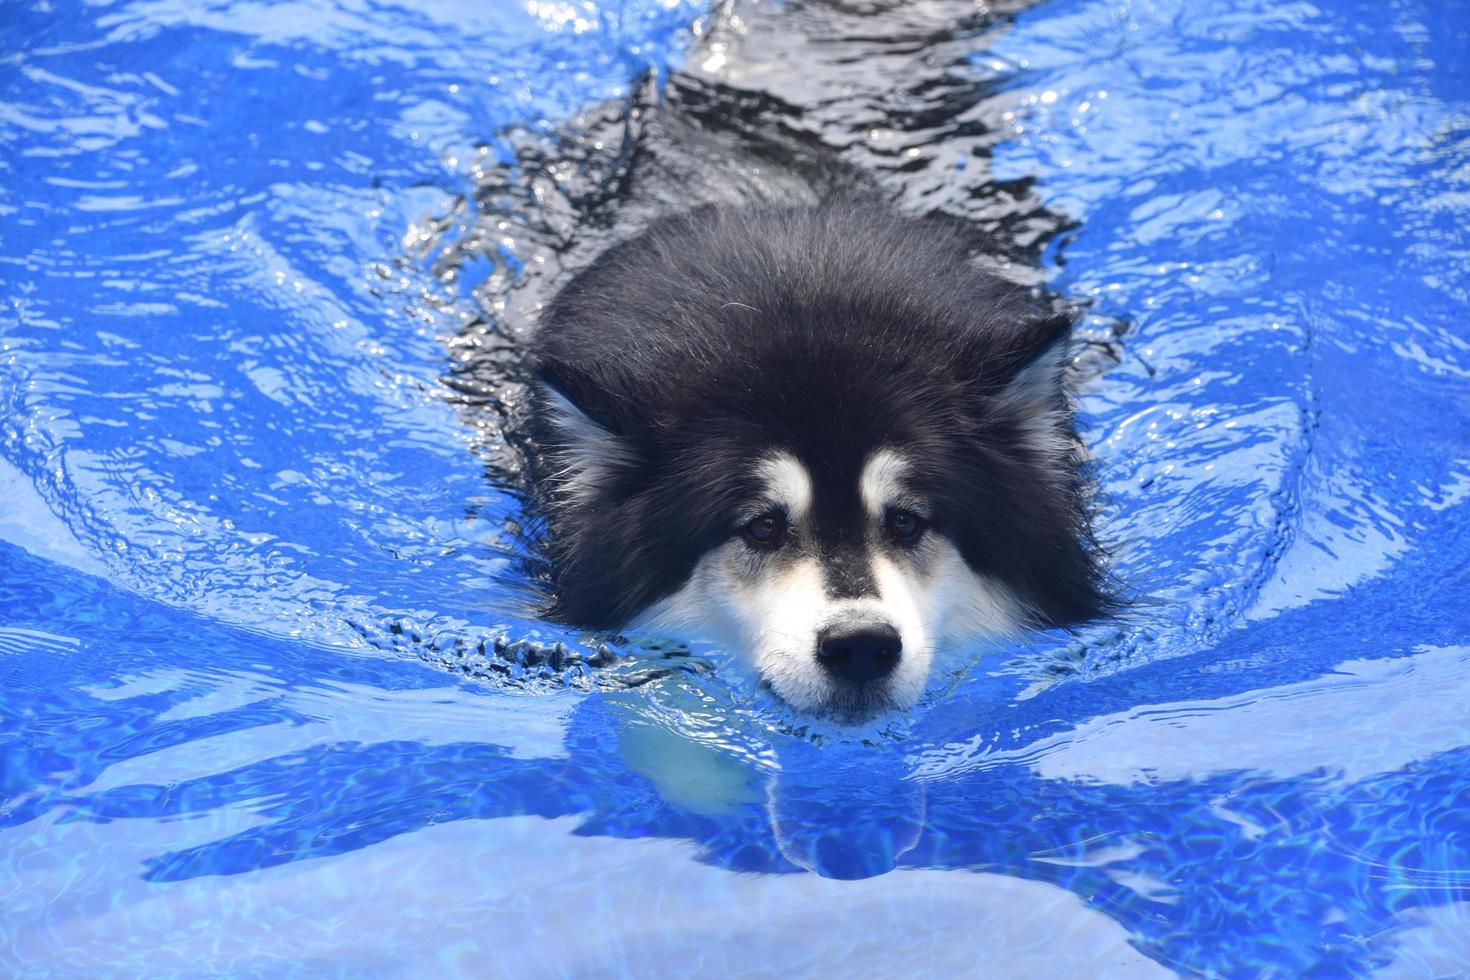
[526,197,1112,722]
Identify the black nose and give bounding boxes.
[816,625,902,684]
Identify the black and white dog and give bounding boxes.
[524,196,1112,723]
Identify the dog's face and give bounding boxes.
[627,448,1025,721]
[526,205,1111,722]
[529,316,1110,723]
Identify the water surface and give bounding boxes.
[2,0,1469,975]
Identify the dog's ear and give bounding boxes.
[994,309,1072,405]
[535,382,642,504]
[985,310,1075,465]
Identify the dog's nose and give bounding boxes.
[816,625,902,683]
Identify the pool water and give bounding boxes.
[3,0,1469,974]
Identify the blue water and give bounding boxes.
[3,0,1468,974]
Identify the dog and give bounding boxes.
[524,196,1112,723]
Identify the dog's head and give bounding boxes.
[526,205,1112,722]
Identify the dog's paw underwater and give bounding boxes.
[524,198,1115,723]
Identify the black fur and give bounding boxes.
[527,197,1112,631]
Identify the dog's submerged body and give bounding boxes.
[527,198,1111,722]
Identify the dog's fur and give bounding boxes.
[526,197,1111,721]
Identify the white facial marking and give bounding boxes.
[755,452,812,523]
[627,548,827,703]
[540,385,638,503]
[891,539,1029,649]
[860,447,911,520]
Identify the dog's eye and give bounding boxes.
[742,512,786,547]
[885,508,925,544]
